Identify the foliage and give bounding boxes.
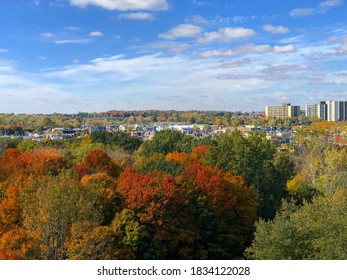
[246,187,347,260]
[117,159,257,259]
[81,172,120,225]
[19,171,99,260]
[206,131,294,219]
[80,148,122,178]
[134,130,214,174]
[91,130,143,153]
[0,148,67,182]
[67,221,118,260]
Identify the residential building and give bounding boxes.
[306,101,328,119]
[317,101,328,120]
[305,100,347,121]
[305,104,318,118]
[265,103,301,118]
[326,100,339,121]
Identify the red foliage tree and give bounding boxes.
[117,167,196,258]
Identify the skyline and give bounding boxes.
[0,0,347,113]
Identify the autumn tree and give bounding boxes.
[134,130,214,174]
[176,163,258,259]
[67,221,118,260]
[0,185,21,229]
[20,171,99,260]
[80,172,120,225]
[81,148,122,178]
[117,159,258,259]
[0,227,41,260]
[117,167,194,259]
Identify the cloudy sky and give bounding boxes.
[0,0,347,113]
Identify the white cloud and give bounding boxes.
[69,0,169,11]
[199,49,235,58]
[273,45,297,53]
[186,15,208,25]
[289,8,315,16]
[42,32,54,38]
[290,0,343,16]
[263,64,318,74]
[159,24,203,40]
[0,49,8,53]
[199,44,296,58]
[118,12,155,20]
[341,44,347,52]
[64,26,80,31]
[89,31,103,37]
[232,16,247,24]
[263,24,290,34]
[197,27,255,44]
[54,39,91,44]
[239,44,272,53]
[146,42,190,53]
[319,0,343,8]
[41,52,272,112]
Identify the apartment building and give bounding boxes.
[265,103,301,118]
[306,101,347,121]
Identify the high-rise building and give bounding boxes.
[318,101,328,120]
[265,103,301,118]
[306,101,328,120]
[305,104,318,118]
[305,100,347,121]
[338,101,347,121]
[326,101,339,121]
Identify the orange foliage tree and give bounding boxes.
[80,148,122,178]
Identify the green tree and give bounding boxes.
[246,187,347,259]
[207,131,294,219]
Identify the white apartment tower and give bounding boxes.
[306,100,347,121]
[326,101,339,121]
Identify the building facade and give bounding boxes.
[265,103,301,118]
[306,101,347,121]
[305,104,318,118]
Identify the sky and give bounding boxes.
[0,0,347,114]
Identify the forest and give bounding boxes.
[0,120,346,260]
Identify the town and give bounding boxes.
[1,100,347,146]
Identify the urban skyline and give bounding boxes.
[0,1,347,114]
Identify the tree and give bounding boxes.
[111,209,148,259]
[117,167,196,259]
[0,185,21,229]
[67,221,118,260]
[0,227,41,260]
[20,171,99,260]
[135,130,193,158]
[80,172,120,225]
[81,148,122,178]
[246,187,347,260]
[206,131,294,219]
[176,163,258,259]
[91,131,143,153]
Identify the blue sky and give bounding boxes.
[0,0,347,113]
